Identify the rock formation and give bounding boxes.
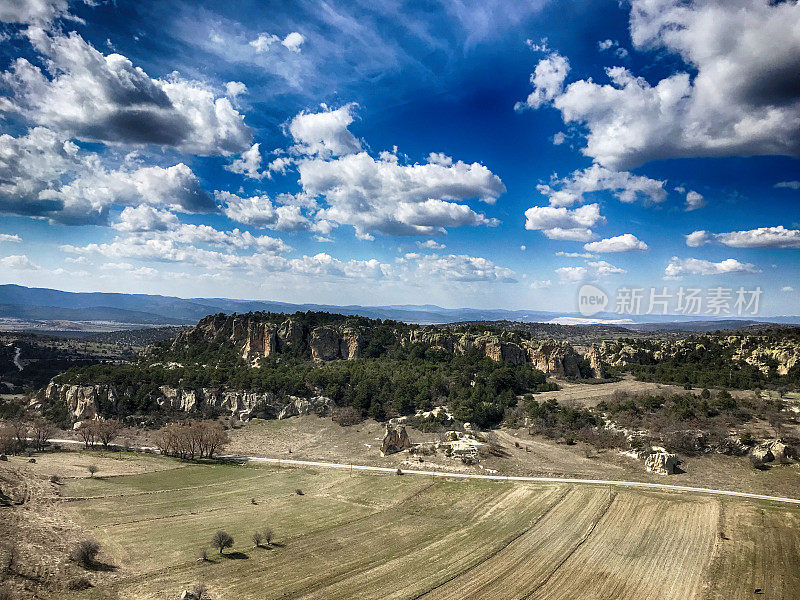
[644,448,678,475]
[584,344,606,379]
[276,396,332,419]
[753,440,797,464]
[380,423,412,456]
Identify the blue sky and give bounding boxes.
[0,0,798,318]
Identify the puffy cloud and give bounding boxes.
[524,203,603,240]
[597,39,628,58]
[664,257,760,279]
[587,260,626,276]
[216,191,312,231]
[113,206,179,232]
[417,239,446,250]
[684,190,705,211]
[2,31,252,155]
[0,0,72,26]
[0,234,21,243]
[514,52,569,111]
[584,233,648,253]
[782,286,795,293]
[536,164,666,207]
[552,131,566,145]
[0,254,39,270]
[298,149,504,237]
[225,81,247,98]
[249,32,304,54]
[226,143,267,180]
[685,230,711,247]
[403,253,516,283]
[288,104,362,158]
[281,32,305,53]
[523,0,800,169]
[555,266,588,284]
[775,181,800,190]
[249,33,280,53]
[530,279,552,289]
[0,127,213,223]
[555,259,625,284]
[686,226,800,249]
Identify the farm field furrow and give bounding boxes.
[53,457,800,600]
[528,490,720,600]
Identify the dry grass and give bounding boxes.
[44,452,800,600]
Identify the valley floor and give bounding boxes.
[8,452,796,600]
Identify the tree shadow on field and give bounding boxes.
[88,560,117,572]
[224,551,249,560]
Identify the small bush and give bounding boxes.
[264,528,273,546]
[66,577,93,591]
[750,454,768,471]
[192,583,208,599]
[295,488,304,495]
[198,547,209,562]
[87,465,99,478]
[50,474,61,484]
[252,531,263,547]
[332,406,364,427]
[0,455,7,462]
[71,539,101,569]
[396,468,403,475]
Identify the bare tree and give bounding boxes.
[96,420,123,448]
[30,418,56,452]
[263,528,273,547]
[252,531,263,547]
[10,417,28,454]
[0,424,15,455]
[77,421,98,448]
[211,531,233,555]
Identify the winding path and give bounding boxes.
[46,438,800,506]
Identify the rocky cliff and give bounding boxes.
[598,333,800,377]
[44,382,331,425]
[170,313,604,378]
[408,329,597,378]
[172,314,364,365]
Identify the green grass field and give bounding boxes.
[55,454,800,600]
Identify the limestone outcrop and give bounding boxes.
[277,395,332,419]
[584,344,606,379]
[380,423,412,456]
[753,440,797,464]
[408,329,589,378]
[644,448,678,475]
[43,382,327,422]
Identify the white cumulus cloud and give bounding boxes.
[584,233,648,253]
[664,257,761,279]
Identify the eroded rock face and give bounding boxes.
[524,340,582,378]
[380,423,412,456]
[754,440,797,463]
[310,328,341,361]
[584,344,606,379]
[45,382,103,421]
[277,395,332,419]
[644,448,678,475]
[44,382,316,422]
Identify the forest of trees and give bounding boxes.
[53,314,557,429]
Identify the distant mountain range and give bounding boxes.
[1,284,798,331]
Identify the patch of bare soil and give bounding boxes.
[0,461,109,599]
[534,375,754,408]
